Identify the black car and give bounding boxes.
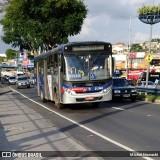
[112,78,137,102]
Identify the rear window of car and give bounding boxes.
[9,77,16,79]
[18,77,28,81]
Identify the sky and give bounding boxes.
[69,0,160,45]
[0,0,160,54]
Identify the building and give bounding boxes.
[112,42,128,54]
[0,53,6,58]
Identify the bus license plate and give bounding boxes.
[123,94,130,97]
[85,96,94,101]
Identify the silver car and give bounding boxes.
[137,81,156,88]
[16,76,31,89]
[8,76,17,85]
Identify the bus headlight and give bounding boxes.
[114,90,121,93]
[66,89,76,95]
[131,89,137,93]
[103,89,108,93]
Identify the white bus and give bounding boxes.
[34,41,113,109]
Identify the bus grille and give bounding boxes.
[76,96,102,102]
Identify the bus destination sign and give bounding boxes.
[72,45,105,51]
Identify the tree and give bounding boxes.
[5,49,18,60]
[152,38,160,43]
[0,0,87,55]
[130,43,144,52]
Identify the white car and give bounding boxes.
[137,81,156,88]
[8,76,17,85]
[29,76,35,85]
[16,76,31,89]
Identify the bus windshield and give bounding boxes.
[64,54,111,81]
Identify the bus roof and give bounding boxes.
[34,41,112,61]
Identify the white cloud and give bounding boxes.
[133,32,149,43]
[1,0,160,52]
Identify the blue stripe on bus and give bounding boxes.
[62,80,112,92]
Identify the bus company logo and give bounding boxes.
[2,152,11,157]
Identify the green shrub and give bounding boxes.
[137,93,146,100]
[137,93,160,101]
[138,5,160,15]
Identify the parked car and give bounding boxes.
[29,76,35,85]
[112,78,137,102]
[16,76,31,89]
[137,81,156,88]
[8,76,17,85]
[127,79,135,86]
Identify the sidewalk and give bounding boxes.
[0,87,99,160]
[0,84,12,95]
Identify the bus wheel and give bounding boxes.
[131,98,136,102]
[54,92,64,109]
[40,90,46,103]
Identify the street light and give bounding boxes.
[138,5,160,87]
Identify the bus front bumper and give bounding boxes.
[62,89,112,104]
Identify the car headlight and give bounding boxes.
[131,89,137,93]
[114,90,121,93]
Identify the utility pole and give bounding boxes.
[126,16,131,79]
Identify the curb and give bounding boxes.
[0,85,12,95]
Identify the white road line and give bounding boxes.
[112,107,125,111]
[10,87,154,160]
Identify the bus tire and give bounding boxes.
[54,92,64,109]
[40,90,46,103]
[131,98,136,102]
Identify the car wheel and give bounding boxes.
[131,98,136,102]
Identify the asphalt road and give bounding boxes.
[8,85,160,160]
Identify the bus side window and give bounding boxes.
[39,60,44,75]
[53,54,58,74]
[47,56,51,74]
[61,57,64,73]
[50,55,54,74]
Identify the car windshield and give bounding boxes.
[64,54,111,81]
[113,79,129,87]
[9,77,16,79]
[18,77,28,81]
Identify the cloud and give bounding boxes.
[133,32,160,43]
[70,0,160,45]
[133,32,149,43]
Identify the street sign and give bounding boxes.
[145,54,153,62]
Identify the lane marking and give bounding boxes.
[10,87,154,160]
[112,107,125,111]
